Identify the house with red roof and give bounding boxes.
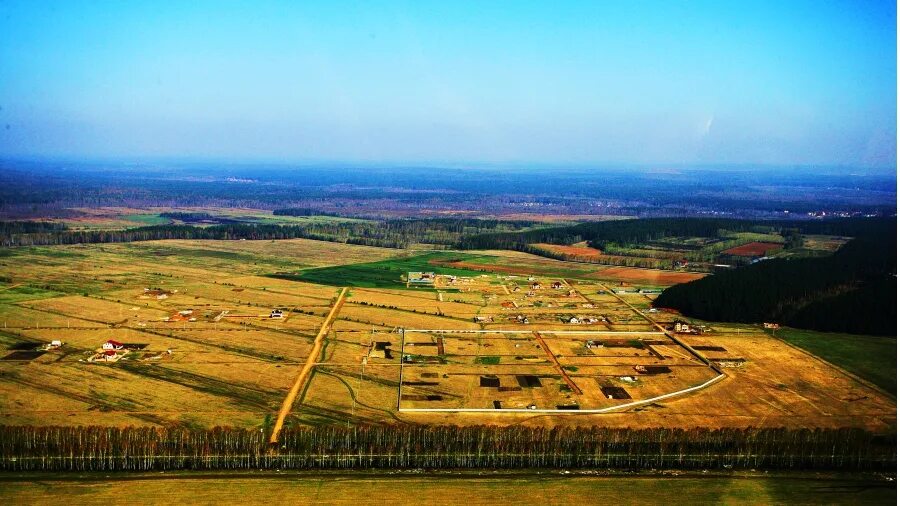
[102,340,124,351]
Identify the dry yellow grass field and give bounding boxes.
[0,239,894,433]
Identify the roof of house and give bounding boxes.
[103,350,117,356]
[106,339,123,346]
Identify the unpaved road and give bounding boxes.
[269,287,348,444]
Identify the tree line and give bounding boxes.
[0,219,534,249]
[0,425,893,472]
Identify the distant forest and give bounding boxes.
[461,217,892,250]
[0,218,533,249]
[653,220,897,336]
[1,162,895,220]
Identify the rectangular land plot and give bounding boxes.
[398,330,721,412]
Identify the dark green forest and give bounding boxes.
[459,217,894,251]
[0,219,534,249]
[653,223,897,336]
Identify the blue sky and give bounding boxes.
[0,0,896,169]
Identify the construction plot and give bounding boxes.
[398,330,721,412]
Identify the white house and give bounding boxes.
[102,340,124,351]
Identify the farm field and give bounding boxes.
[533,242,605,259]
[773,327,897,394]
[0,239,894,433]
[0,471,893,505]
[722,241,783,257]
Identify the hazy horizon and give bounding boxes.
[1,1,897,169]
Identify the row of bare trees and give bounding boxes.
[0,425,893,472]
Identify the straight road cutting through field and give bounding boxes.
[269,287,349,445]
[532,330,583,395]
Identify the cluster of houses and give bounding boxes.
[91,339,125,362]
[614,287,662,295]
[510,314,530,324]
[89,339,171,363]
[406,271,474,288]
[566,316,604,325]
[513,280,578,299]
[165,309,197,322]
[672,259,690,269]
[407,271,436,286]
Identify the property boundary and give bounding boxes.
[397,328,725,414]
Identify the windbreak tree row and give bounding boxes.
[0,425,893,472]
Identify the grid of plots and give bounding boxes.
[398,330,721,412]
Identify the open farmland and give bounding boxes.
[0,239,894,434]
[0,471,893,505]
[722,241,784,257]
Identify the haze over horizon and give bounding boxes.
[0,1,896,170]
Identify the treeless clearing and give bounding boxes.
[722,242,783,256]
[589,267,705,285]
[533,243,604,258]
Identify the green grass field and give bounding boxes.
[0,472,893,505]
[278,252,493,288]
[120,213,171,226]
[775,327,897,394]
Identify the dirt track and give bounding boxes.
[269,287,348,444]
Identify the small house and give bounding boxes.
[270,309,284,319]
[568,317,581,324]
[102,340,124,351]
[551,281,563,289]
[102,350,118,361]
[531,282,542,290]
[50,340,62,348]
[407,272,436,285]
[673,320,699,334]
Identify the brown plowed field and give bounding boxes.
[589,267,705,285]
[723,242,783,256]
[534,243,604,258]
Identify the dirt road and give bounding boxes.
[269,287,348,445]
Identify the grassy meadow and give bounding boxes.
[775,327,897,394]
